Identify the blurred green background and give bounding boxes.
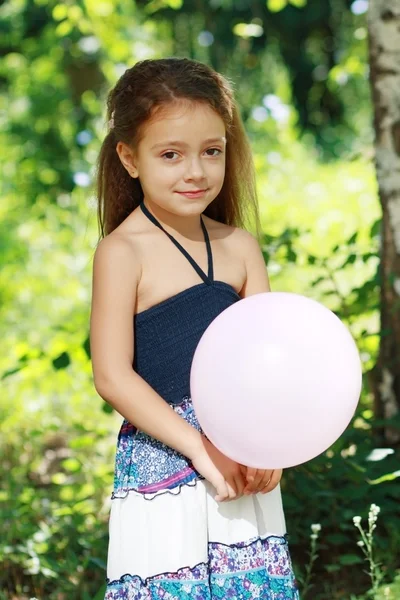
[1,1,400,599]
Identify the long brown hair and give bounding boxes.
[96,58,260,239]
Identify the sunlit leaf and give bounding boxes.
[52,5,68,21]
[233,23,264,39]
[62,458,81,472]
[167,0,183,7]
[51,473,68,485]
[267,0,288,12]
[368,470,400,485]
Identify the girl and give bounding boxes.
[90,57,299,599]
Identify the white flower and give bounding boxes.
[311,523,321,533]
[353,516,362,526]
[357,541,364,547]
[310,533,318,541]
[368,504,381,526]
[370,503,380,516]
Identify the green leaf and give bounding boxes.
[341,254,357,267]
[347,232,358,244]
[370,219,381,237]
[61,458,81,472]
[287,248,297,262]
[233,23,264,39]
[339,554,364,565]
[267,0,288,12]
[1,367,23,380]
[166,0,183,7]
[93,584,107,600]
[52,351,71,370]
[89,556,107,570]
[83,335,91,359]
[311,276,325,287]
[325,533,350,544]
[102,402,114,414]
[325,564,341,573]
[368,470,400,485]
[51,473,68,485]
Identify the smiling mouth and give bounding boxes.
[177,189,208,193]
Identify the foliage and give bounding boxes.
[0,417,112,600]
[136,0,372,157]
[373,572,400,600]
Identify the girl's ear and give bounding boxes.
[116,141,139,178]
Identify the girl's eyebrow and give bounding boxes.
[151,137,226,150]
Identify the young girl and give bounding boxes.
[90,57,299,599]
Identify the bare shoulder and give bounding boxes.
[214,225,269,297]
[203,215,260,255]
[93,226,142,282]
[231,227,261,255]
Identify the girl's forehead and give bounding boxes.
[140,101,226,143]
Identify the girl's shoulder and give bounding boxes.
[202,215,259,254]
[93,219,145,284]
[94,206,155,259]
[93,210,259,270]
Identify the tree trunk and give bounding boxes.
[368,1,400,444]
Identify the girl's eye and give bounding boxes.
[205,148,222,156]
[162,151,179,160]
[161,148,222,160]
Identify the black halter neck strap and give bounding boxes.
[140,201,214,285]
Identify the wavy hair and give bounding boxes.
[96,57,260,239]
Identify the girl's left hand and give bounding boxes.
[239,466,282,495]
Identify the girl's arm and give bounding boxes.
[90,235,203,459]
[238,229,271,298]
[90,235,241,501]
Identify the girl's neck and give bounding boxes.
[142,199,206,241]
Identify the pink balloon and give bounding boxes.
[190,292,362,469]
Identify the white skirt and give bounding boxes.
[105,398,300,599]
[105,481,299,599]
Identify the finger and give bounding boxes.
[214,478,230,503]
[225,480,237,501]
[245,469,267,493]
[252,469,267,490]
[262,469,282,494]
[246,467,257,484]
[244,467,258,493]
[239,464,247,478]
[256,469,275,493]
[234,473,245,498]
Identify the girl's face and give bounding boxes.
[121,101,227,217]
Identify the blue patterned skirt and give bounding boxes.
[105,398,300,599]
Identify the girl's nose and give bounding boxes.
[184,157,205,181]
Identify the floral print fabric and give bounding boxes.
[105,535,299,599]
[112,397,202,498]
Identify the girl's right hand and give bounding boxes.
[190,435,245,502]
